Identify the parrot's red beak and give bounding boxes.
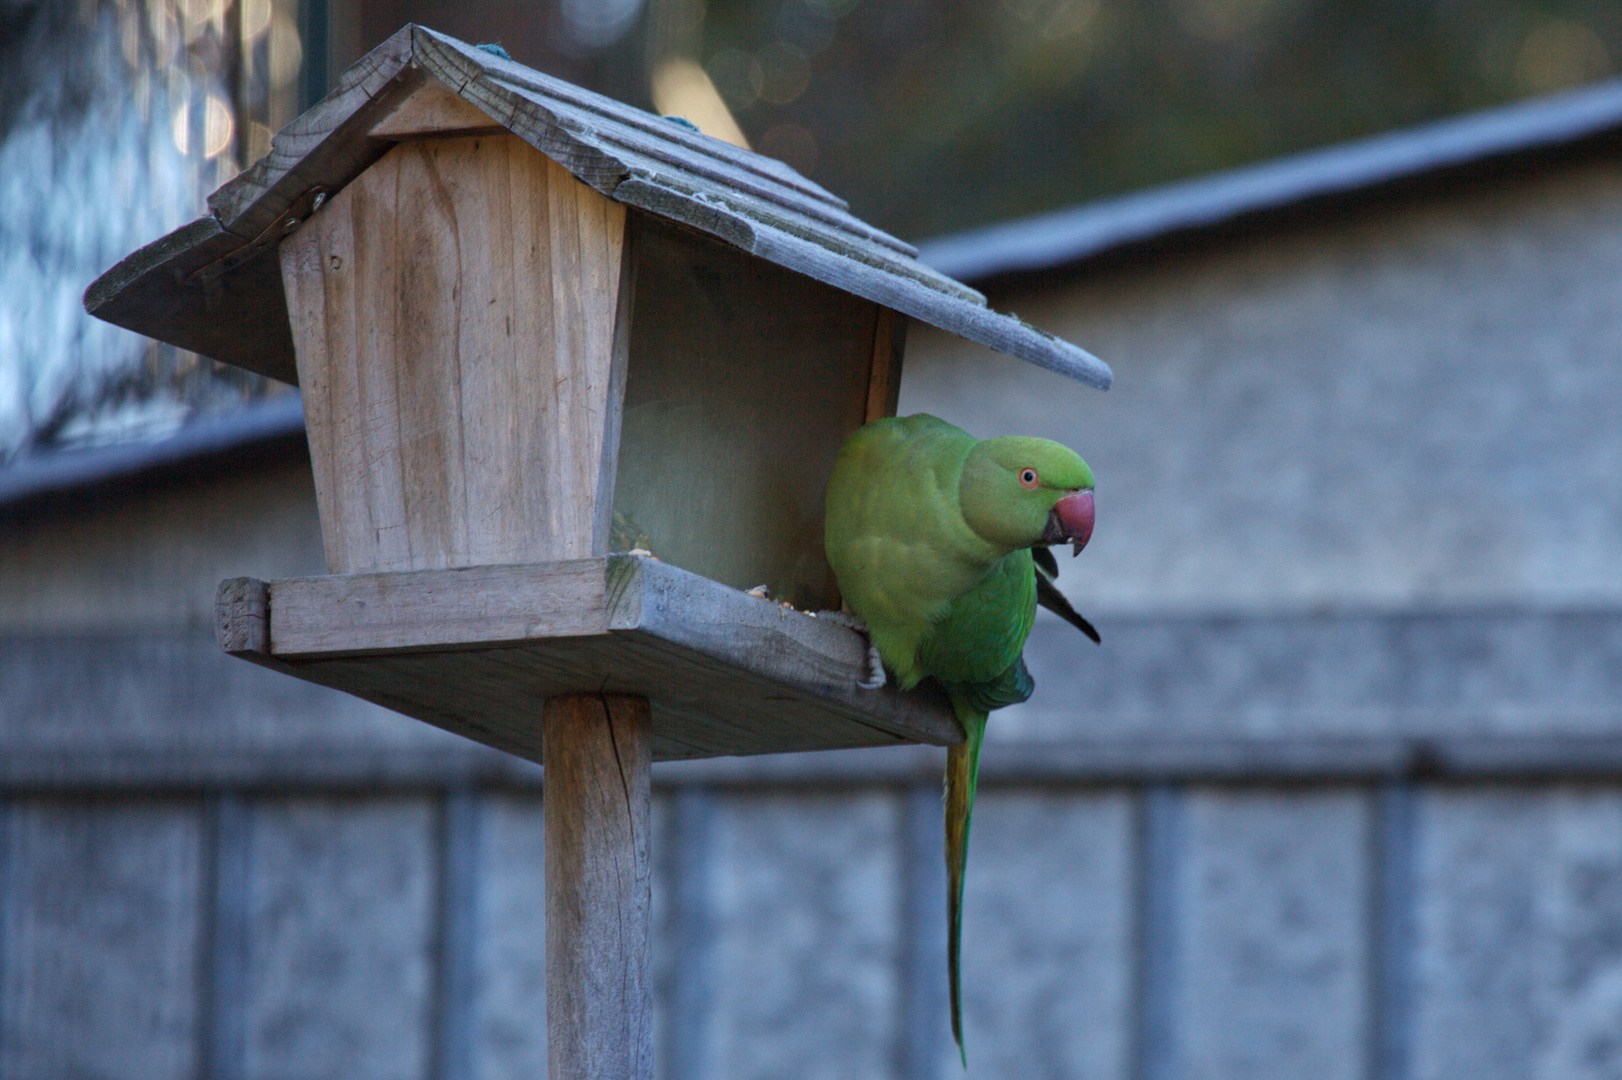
[1049,490,1095,556]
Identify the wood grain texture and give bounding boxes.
[544,694,653,1080]
[267,560,610,655]
[866,307,906,423]
[213,576,304,681]
[412,31,847,215]
[611,216,873,611]
[281,133,628,574]
[220,555,959,763]
[81,216,301,384]
[208,25,420,238]
[216,576,270,655]
[369,78,504,139]
[744,219,1112,388]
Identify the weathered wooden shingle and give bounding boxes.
[84,25,1110,391]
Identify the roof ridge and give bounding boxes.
[919,76,1622,281]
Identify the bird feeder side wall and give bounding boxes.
[279,133,629,574]
[609,215,895,612]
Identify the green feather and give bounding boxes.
[945,696,986,1068]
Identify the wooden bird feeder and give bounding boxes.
[87,24,1110,1077]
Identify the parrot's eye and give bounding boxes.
[1019,468,1040,488]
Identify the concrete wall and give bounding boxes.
[902,157,1622,617]
[4,152,1622,1080]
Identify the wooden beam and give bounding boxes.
[865,306,906,423]
[544,693,653,1080]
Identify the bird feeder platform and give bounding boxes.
[216,553,959,762]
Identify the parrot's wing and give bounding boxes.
[1032,546,1101,644]
[948,654,1035,713]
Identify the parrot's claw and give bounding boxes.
[815,611,887,690]
[858,641,887,690]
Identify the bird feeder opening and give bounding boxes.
[611,216,892,611]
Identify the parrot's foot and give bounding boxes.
[859,641,887,690]
[815,611,887,690]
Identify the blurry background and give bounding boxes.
[3,0,1621,461]
[4,1,1622,1078]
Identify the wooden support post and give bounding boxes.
[544,693,654,1080]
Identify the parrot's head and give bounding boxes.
[960,436,1095,557]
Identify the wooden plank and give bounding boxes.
[865,307,907,423]
[216,576,271,655]
[215,556,959,762]
[369,78,504,139]
[0,801,204,1078]
[596,212,639,555]
[743,220,1112,388]
[414,30,853,215]
[81,217,301,385]
[208,25,421,238]
[544,694,654,1080]
[267,561,610,654]
[273,617,944,763]
[281,134,628,574]
[85,26,1112,391]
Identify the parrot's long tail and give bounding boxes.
[945,696,988,1068]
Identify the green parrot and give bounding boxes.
[823,413,1097,1065]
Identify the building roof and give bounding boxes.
[0,393,306,513]
[84,24,1111,390]
[918,76,1622,283]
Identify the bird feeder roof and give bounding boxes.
[85,24,1110,390]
